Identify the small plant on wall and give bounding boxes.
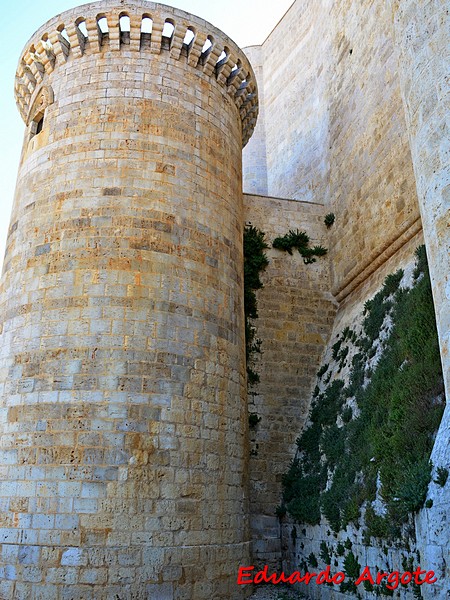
[272,229,327,264]
[324,213,335,228]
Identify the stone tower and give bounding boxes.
[0,1,257,598]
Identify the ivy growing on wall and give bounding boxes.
[243,224,269,386]
[243,224,327,386]
[281,246,445,540]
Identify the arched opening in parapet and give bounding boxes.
[141,15,152,33]
[119,14,131,45]
[97,16,109,33]
[162,19,174,50]
[76,19,88,39]
[227,59,242,86]
[41,34,55,56]
[97,15,109,47]
[181,27,195,58]
[215,46,229,76]
[183,27,195,48]
[140,15,152,50]
[75,18,88,53]
[57,24,70,58]
[199,36,213,64]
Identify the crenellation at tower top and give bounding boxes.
[14,0,258,145]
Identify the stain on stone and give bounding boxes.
[156,163,176,175]
[35,243,51,256]
[102,187,122,196]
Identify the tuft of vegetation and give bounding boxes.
[434,466,448,487]
[324,213,335,228]
[272,229,328,264]
[331,338,343,360]
[336,542,345,556]
[248,413,261,428]
[341,406,353,423]
[340,551,361,594]
[320,541,332,564]
[402,556,423,597]
[307,552,318,568]
[280,246,445,539]
[243,224,269,386]
[317,364,329,379]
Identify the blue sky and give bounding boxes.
[0,0,293,266]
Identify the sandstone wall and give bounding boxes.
[241,0,449,594]
[326,0,420,305]
[254,0,334,203]
[0,2,258,598]
[392,3,450,596]
[242,46,268,196]
[243,0,421,305]
[243,194,336,570]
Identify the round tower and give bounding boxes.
[0,1,257,598]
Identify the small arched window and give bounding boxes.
[30,113,45,139]
[36,116,44,134]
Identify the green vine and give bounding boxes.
[272,229,328,264]
[243,224,269,386]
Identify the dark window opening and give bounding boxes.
[36,116,44,134]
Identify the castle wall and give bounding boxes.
[0,2,258,598]
[243,0,421,304]
[392,2,450,595]
[242,47,268,196]
[325,0,421,306]
[247,0,334,204]
[243,194,336,570]
[242,0,448,594]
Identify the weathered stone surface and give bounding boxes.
[2,0,448,597]
[241,0,448,597]
[244,194,336,570]
[1,1,258,598]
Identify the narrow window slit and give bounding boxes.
[75,19,88,53]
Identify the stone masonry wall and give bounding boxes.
[326,0,420,305]
[256,0,334,204]
[243,0,421,305]
[392,3,450,596]
[0,2,258,598]
[242,46,268,196]
[243,194,337,571]
[241,0,448,596]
